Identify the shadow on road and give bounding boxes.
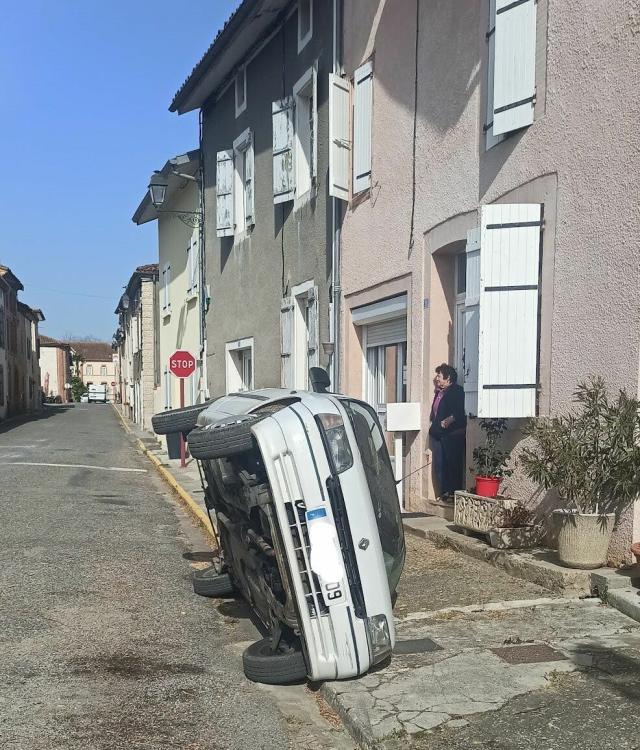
[0,404,77,435]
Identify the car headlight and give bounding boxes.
[366,614,392,664]
[317,413,353,473]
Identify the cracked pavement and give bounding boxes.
[323,535,640,749]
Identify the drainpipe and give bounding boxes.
[198,109,208,400]
[330,0,343,390]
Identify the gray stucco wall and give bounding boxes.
[201,2,334,395]
[340,0,640,522]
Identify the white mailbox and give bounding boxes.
[386,402,421,432]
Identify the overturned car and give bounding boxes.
[152,376,405,684]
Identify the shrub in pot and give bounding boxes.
[471,418,513,498]
[520,377,640,569]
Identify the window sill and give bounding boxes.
[186,291,198,303]
[294,185,317,213]
[162,308,172,321]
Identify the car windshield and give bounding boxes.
[341,399,405,593]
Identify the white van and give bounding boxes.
[87,384,108,404]
[153,375,405,685]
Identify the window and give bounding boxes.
[225,338,254,393]
[272,70,316,204]
[0,364,4,405]
[485,0,537,148]
[26,333,32,359]
[297,0,313,52]
[100,365,107,376]
[162,263,171,312]
[233,129,255,235]
[86,364,93,376]
[0,302,5,349]
[186,235,199,295]
[293,68,317,200]
[216,131,254,238]
[281,281,318,390]
[235,67,247,117]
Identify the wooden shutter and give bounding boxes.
[484,0,504,149]
[216,150,234,237]
[307,286,319,368]
[352,61,373,194]
[463,228,481,415]
[245,136,255,226]
[493,0,537,136]
[272,97,295,204]
[329,74,351,200]
[280,297,294,388]
[478,204,542,418]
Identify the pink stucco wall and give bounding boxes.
[340,0,640,551]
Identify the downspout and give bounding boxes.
[198,108,209,400]
[330,0,343,390]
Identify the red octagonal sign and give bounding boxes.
[169,350,196,378]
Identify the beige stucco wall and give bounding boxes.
[140,279,158,433]
[340,0,640,552]
[157,180,202,414]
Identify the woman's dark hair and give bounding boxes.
[436,363,458,384]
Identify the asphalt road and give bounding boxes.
[0,404,351,750]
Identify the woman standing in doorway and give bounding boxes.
[429,364,466,500]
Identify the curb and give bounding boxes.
[111,404,217,547]
[319,684,376,750]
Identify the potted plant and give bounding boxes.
[471,418,513,498]
[488,502,540,550]
[520,377,640,569]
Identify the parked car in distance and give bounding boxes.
[87,384,107,403]
[152,372,405,685]
[80,393,89,403]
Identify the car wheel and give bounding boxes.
[151,401,213,436]
[242,638,307,684]
[192,567,234,598]
[187,414,266,460]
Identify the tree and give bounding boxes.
[70,375,86,402]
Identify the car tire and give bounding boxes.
[151,401,212,436]
[187,414,265,460]
[242,638,307,684]
[192,568,234,597]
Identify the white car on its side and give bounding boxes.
[151,370,405,684]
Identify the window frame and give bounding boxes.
[292,67,317,204]
[186,235,199,298]
[235,66,247,118]
[297,0,313,53]
[225,337,254,394]
[232,128,254,236]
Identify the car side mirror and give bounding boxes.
[309,367,331,394]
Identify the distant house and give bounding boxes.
[132,150,206,419]
[70,341,117,401]
[17,302,45,413]
[113,264,160,430]
[39,335,72,403]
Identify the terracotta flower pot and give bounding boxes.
[553,510,615,569]
[475,475,501,498]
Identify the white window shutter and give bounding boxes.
[352,61,373,194]
[484,0,504,150]
[478,204,542,418]
[245,136,255,226]
[493,0,537,136]
[307,286,319,368]
[216,150,234,237]
[280,297,294,388]
[463,228,481,416]
[272,97,295,204]
[329,74,351,201]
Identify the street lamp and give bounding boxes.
[147,170,201,228]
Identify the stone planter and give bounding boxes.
[454,491,516,534]
[488,526,541,550]
[553,510,615,569]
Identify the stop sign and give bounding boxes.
[169,350,196,378]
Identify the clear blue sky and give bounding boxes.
[0,0,241,342]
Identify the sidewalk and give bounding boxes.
[321,533,640,750]
[112,404,216,544]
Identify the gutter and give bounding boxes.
[330,0,343,390]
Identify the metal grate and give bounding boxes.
[491,644,568,664]
[285,501,328,618]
